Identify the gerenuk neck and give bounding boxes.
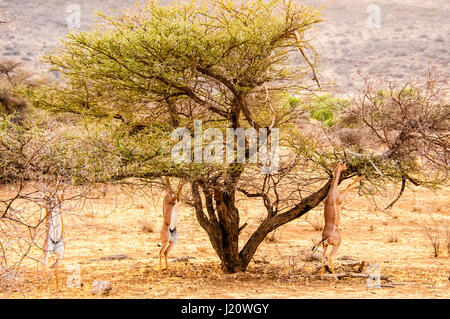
[331,166,343,191]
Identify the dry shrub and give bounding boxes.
[139,219,155,233]
[0,56,52,116]
[256,212,266,224]
[305,211,324,231]
[0,57,28,114]
[275,246,303,276]
[387,233,400,243]
[0,87,28,114]
[0,267,17,293]
[446,228,450,256]
[413,204,426,213]
[335,127,363,148]
[265,230,278,242]
[423,215,447,257]
[197,246,208,254]
[337,111,360,128]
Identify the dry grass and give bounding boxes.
[387,233,400,243]
[423,215,448,258]
[305,211,324,231]
[447,229,450,256]
[138,219,155,234]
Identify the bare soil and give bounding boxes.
[1,184,449,299]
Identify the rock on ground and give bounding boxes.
[91,280,112,296]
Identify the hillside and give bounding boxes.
[1,0,449,93]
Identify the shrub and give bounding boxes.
[303,94,350,127]
[423,215,446,257]
[140,219,155,233]
[0,57,36,115]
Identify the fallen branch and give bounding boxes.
[312,272,391,281]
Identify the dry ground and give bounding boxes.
[1,183,449,299]
[0,0,449,299]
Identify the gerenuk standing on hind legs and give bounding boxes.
[159,177,185,272]
[42,190,65,291]
[312,161,362,280]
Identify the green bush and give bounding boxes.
[303,94,349,127]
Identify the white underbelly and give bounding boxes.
[169,202,179,230]
[49,209,63,242]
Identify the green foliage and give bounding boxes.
[287,96,302,107]
[25,0,321,118]
[303,94,349,127]
[0,113,62,183]
[19,0,322,182]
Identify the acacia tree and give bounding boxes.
[22,0,448,273]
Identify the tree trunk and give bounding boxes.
[191,183,241,273]
[191,178,343,274]
[238,179,334,271]
[214,189,241,273]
